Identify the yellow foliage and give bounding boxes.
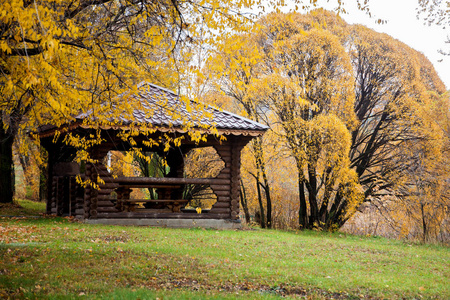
[3,0,296,202]
[208,10,364,229]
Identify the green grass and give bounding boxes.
[0,199,46,216]
[0,210,448,299]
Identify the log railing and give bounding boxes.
[100,177,230,186]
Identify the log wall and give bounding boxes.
[210,144,232,218]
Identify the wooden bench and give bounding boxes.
[99,177,230,213]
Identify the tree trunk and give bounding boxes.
[328,188,343,226]
[253,138,272,228]
[0,92,32,204]
[0,127,15,203]
[298,178,308,228]
[39,160,48,202]
[334,199,350,228]
[256,176,266,228]
[421,203,428,243]
[261,171,272,228]
[307,165,319,228]
[239,180,251,223]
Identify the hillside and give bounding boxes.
[0,204,448,299]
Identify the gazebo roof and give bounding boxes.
[40,82,268,138]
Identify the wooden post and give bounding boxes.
[83,164,92,220]
[69,176,77,216]
[46,148,55,215]
[75,174,85,220]
[56,176,64,216]
[50,176,57,215]
[230,139,245,220]
[89,163,100,219]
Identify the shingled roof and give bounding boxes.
[38,82,268,138]
[74,82,268,136]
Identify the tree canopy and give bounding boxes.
[207,9,449,231]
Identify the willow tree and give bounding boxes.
[251,18,362,229]
[347,25,447,204]
[209,12,363,229]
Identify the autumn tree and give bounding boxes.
[380,91,450,242]
[208,9,448,231]
[206,32,276,227]
[346,24,447,208]
[287,11,448,230]
[252,15,362,229]
[208,12,363,229]
[265,11,448,230]
[0,0,276,204]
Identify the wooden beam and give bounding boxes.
[216,173,231,179]
[214,190,231,196]
[97,207,120,213]
[209,208,230,214]
[97,200,116,207]
[212,202,230,208]
[103,177,230,185]
[210,184,231,191]
[121,199,189,203]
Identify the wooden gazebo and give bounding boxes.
[38,82,267,228]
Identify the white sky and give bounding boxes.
[312,0,450,89]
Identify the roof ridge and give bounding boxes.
[207,105,269,130]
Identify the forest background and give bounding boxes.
[1,0,449,243]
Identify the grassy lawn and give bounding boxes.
[0,202,448,299]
